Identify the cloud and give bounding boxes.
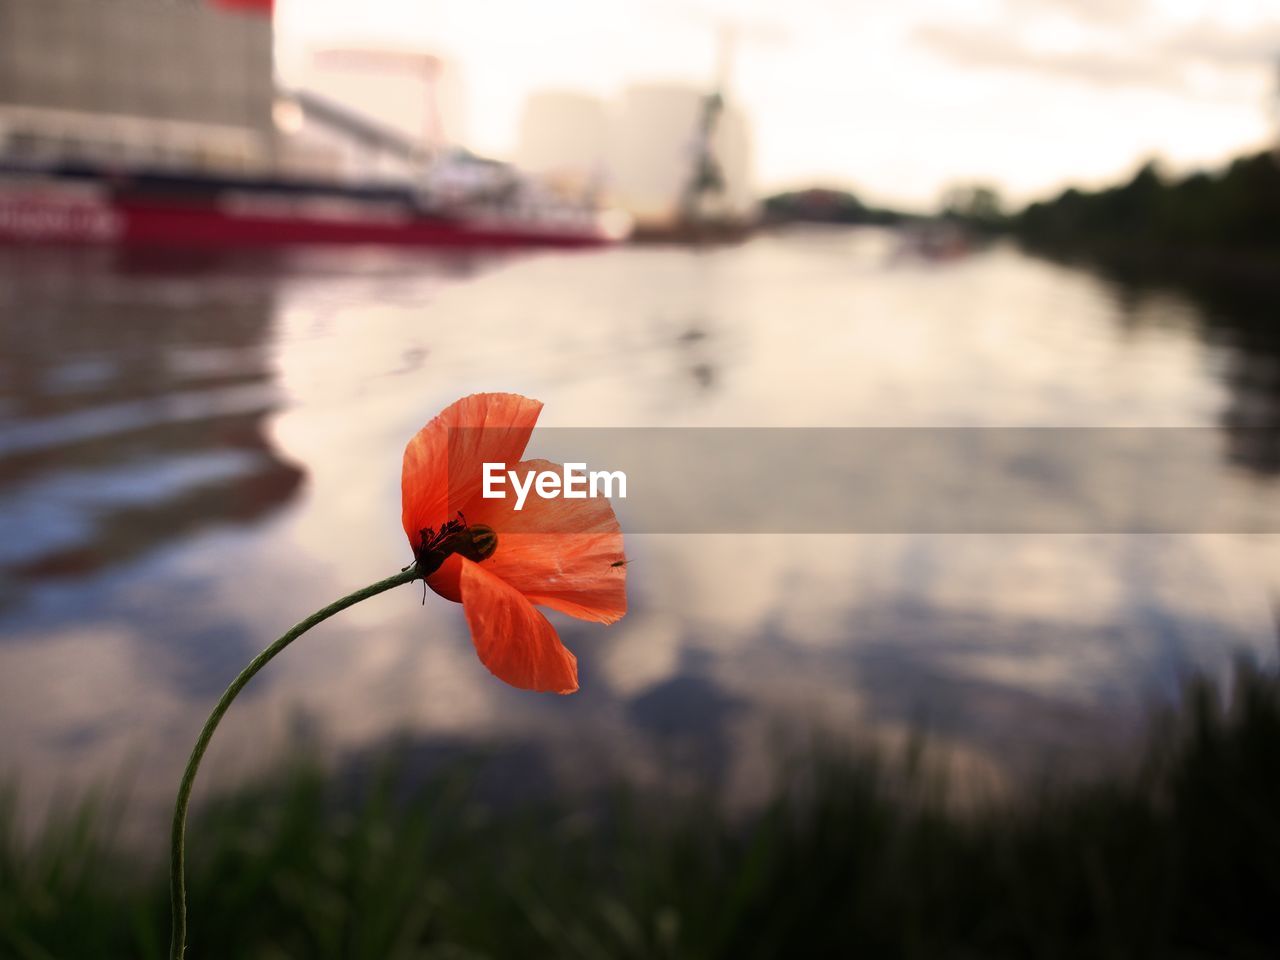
[914,10,1280,94]
[1164,20,1280,66]
[913,24,1187,91]
[1012,0,1149,25]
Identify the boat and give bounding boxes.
[0,0,624,250]
[0,160,626,249]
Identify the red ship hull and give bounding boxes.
[0,177,619,249]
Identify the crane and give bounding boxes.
[670,10,785,226]
[309,47,449,161]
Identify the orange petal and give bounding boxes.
[459,558,579,694]
[401,393,542,547]
[425,554,465,604]
[456,459,626,624]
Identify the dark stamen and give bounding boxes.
[412,513,498,578]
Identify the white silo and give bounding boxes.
[516,90,609,192]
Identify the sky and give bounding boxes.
[274,0,1280,210]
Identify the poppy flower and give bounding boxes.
[401,393,626,693]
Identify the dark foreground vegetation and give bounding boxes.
[4,660,1280,959]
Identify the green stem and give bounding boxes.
[169,565,421,960]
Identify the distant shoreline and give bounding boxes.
[1015,235,1280,295]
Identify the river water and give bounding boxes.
[1,229,1277,835]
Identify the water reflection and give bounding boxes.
[0,234,1277,840]
[0,250,302,589]
[1033,247,1280,475]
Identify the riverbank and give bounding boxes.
[6,659,1279,959]
[1001,149,1280,297]
[1016,235,1280,301]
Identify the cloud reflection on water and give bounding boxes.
[1,235,1278,840]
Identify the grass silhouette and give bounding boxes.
[4,659,1279,959]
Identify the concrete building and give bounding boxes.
[0,0,274,172]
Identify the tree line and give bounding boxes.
[944,150,1280,251]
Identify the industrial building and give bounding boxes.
[0,0,275,173]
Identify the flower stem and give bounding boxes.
[168,565,421,960]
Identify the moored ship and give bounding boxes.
[0,0,625,248]
[0,159,625,248]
